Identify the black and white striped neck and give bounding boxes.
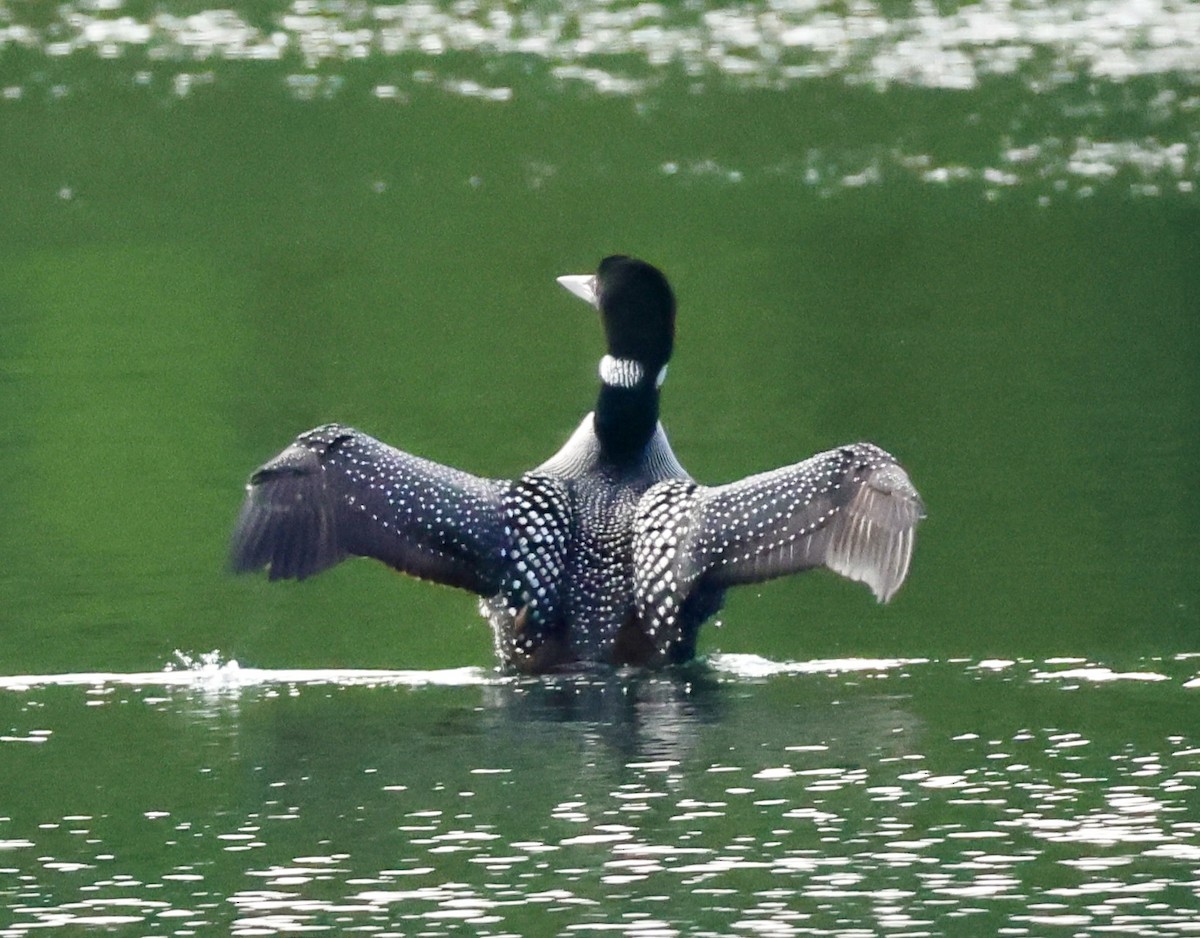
[594,355,667,463]
[599,355,668,391]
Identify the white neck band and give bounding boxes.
[600,355,643,388]
[599,356,668,390]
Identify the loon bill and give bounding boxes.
[230,255,925,673]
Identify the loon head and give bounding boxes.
[557,255,676,462]
[557,255,675,390]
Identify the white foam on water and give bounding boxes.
[708,653,929,678]
[1031,666,1170,684]
[0,653,1189,692]
[0,650,494,692]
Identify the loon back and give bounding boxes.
[230,255,925,672]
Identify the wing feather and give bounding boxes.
[697,443,924,602]
[230,424,507,594]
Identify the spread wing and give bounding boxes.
[633,443,924,646]
[229,424,507,595]
[696,443,924,602]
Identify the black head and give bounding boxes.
[559,255,676,375]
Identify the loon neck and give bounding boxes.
[594,355,666,463]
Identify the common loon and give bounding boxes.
[230,255,924,672]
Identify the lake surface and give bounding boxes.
[2,657,1199,935]
[1,0,1198,933]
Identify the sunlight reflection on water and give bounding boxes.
[1,655,1197,936]
[2,1,1198,201]
[7,0,1200,88]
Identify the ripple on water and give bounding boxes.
[5,1,1199,88]
[1,2,1198,203]
[0,655,1197,936]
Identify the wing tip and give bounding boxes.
[228,446,344,581]
[826,466,922,602]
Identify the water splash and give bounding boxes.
[0,653,1195,692]
[0,650,493,692]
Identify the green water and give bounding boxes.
[1,1,1198,934]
